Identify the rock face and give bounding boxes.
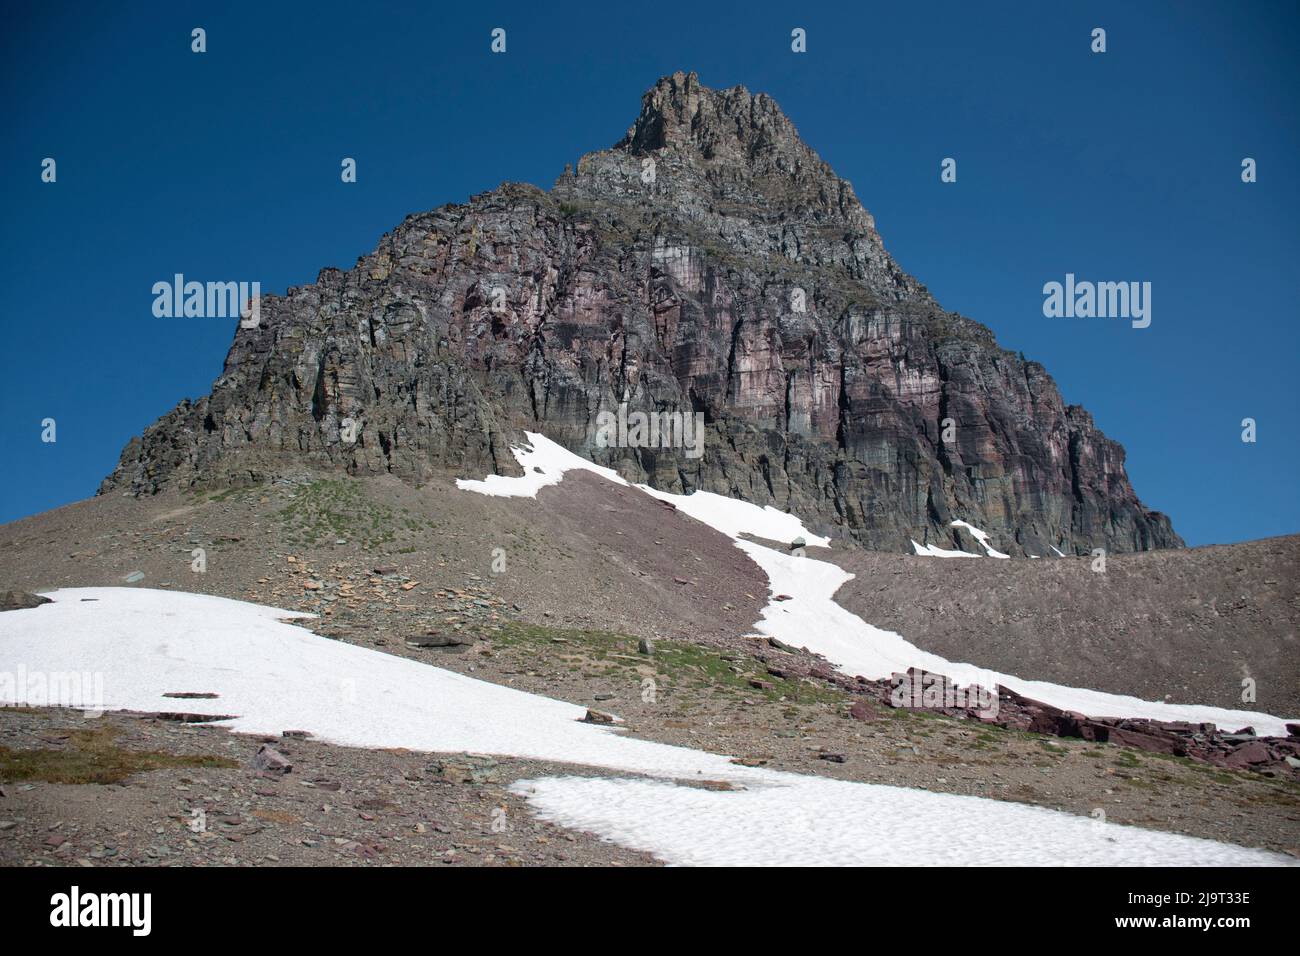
[100,71,1180,555]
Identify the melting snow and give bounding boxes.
[911,539,980,558]
[949,520,1010,558]
[637,485,831,548]
[0,588,729,779]
[912,521,1010,558]
[0,587,1289,866]
[460,432,1297,737]
[513,775,1287,867]
[454,433,628,498]
[457,432,831,548]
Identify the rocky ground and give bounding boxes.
[828,534,1300,714]
[1,470,764,648]
[2,471,1298,864]
[0,708,656,866]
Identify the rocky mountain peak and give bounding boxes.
[100,72,1181,557]
[558,72,898,298]
[615,71,869,222]
[617,71,807,173]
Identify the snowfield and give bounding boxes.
[513,774,1281,867]
[0,588,735,781]
[0,587,1291,866]
[460,433,1298,738]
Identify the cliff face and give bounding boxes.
[101,71,1181,555]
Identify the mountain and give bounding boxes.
[100,71,1180,556]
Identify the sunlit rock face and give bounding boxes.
[101,71,1180,556]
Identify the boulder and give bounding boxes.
[848,700,877,722]
[251,745,293,775]
[1223,741,1271,768]
[1,590,51,611]
[406,633,473,649]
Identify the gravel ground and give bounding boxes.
[0,708,658,867]
[826,535,1300,714]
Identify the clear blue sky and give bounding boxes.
[2,1,1297,546]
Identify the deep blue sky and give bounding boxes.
[2,1,1297,546]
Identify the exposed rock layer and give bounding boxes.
[101,71,1179,555]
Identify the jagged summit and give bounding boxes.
[557,72,911,303]
[610,71,874,230]
[100,73,1180,556]
[616,72,823,177]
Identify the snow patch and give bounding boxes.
[911,539,979,558]
[513,774,1289,867]
[637,485,830,548]
[911,521,1008,558]
[1,587,1287,866]
[458,431,830,547]
[454,432,627,498]
[0,588,731,780]
[949,520,1010,558]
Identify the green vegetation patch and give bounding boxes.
[0,725,237,785]
[492,621,845,706]
[274,479,435,549]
